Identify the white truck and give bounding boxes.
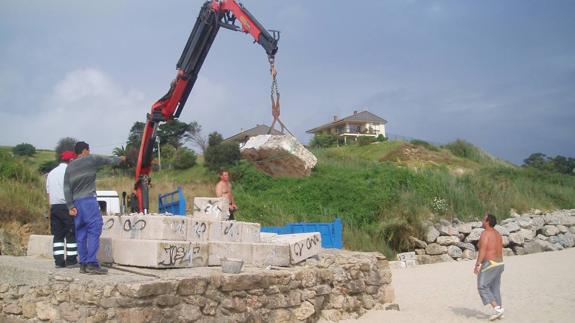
[96,190,121,215]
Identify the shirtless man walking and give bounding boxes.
[215,169,237,220]
[475,213,505,321]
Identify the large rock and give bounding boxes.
[503,222,520,233]
[465,228,484,242]
[531,216,545,230]
[519,228,536,242]
[437,225,459,236]
[523,240,544,254]
[557,225,569,233]
[494,225,509,236]
[447,246,462,258]
[425,226,440,243]
[240,135,317,177]
[425,243,447,255]
[436,236,460,246]
[557,232,575,248]
[456,242,476,252]
[508,232,524,246]
[502,236,510,247]
[462,249,475,260]
[456,223,472,234]
[517,217,533,229]
[541,225,559,236]
[409,236,427,249]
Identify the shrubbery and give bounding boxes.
[204,132,241,172]
[310,133,338,148]
[172,148,197,170]
[12,143,36,157]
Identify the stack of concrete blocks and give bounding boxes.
[95,197,322,269]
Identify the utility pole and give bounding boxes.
[157,137,161,171]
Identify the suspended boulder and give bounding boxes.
[240,135,317,177]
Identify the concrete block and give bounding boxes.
[121,214,188,241]
[97,237,114,264]
[269,232,322,264]
[252,243,290,267]
[113,239,208,268]
[209,221,242,242]
[186,218,212,241]
[260,232,278,242]
[192,197,229,220]
[102,215,124,239]
[26,235,53,258]
[240,135,317,177]
[241,222,261,242]
[208,241,253,266]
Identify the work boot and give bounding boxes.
[79,264,87,274]
[86,264,108,275]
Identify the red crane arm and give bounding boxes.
[134,0,279,213]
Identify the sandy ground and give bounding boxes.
[332,247,575,323]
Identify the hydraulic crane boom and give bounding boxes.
[134,0,279,213]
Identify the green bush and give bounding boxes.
[0,151,37,183]
[12,143,36,157]
[444,139,488,162]
[410,139,439,151]
[376,134,387,142]
[172,148,197,170]
[357,136,376,146]
[204,142,241,172]
[309,133,338,148]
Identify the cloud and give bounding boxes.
[0,68,148,153]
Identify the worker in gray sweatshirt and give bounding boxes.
[64,141,125,274]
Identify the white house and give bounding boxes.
[306,110,387,144]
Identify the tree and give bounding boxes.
[12,143,36,157]
[184,121,208,154]
[54,137,77,160]
[158,120,191,149]
[204,131,240,171]
[550,155,575,175]
[208,132,224,147]
[126,121,145,151]
[172,148,198,170]
[523,153,548,170]
[112,145,127,157]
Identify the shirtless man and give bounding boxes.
[475,213,505,321]
[215,170,237,220]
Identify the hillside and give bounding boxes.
[1,140,575,258]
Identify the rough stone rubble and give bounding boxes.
[393,209,575,268]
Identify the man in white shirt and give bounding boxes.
[46,151,78,268]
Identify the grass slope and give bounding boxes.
[1,140,574,258]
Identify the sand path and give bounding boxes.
[333,247,575,323]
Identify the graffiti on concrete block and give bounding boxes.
[222,222,240,240]
[189,221,208,240]
[293,234,321,258]
[103,218,115,231]
[168,219,186,237]
[158,243,190,267]
[123,218,147,232]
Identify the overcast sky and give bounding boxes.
[1,0,573,164]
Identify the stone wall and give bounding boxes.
[0,250,395,322]
[411,209,575,265]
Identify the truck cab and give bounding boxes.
[96,190,121,215]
